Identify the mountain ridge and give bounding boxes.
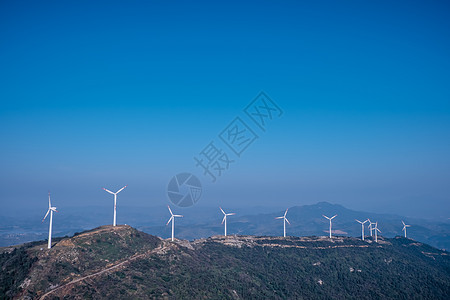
[1,225,449,299]
[145,201,449,250]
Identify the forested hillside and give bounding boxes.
[1,226,449,299]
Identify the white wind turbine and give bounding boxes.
[220,207,235,237]
[166,205,183,241]
[42,192,58,249]
[367,219,376,236]
[323,214,337,238]
[402,221,411,238]
[102,185,127,226]
[275,208,290,237]
[356,219,368,241]
[374,222,381,243]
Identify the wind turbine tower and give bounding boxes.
[275,208,290,237]
[367,219,376,237]
[402,221,411,238]
[166,206,183,241]
[374,222,381,243]
[103,185,127,226]
[42,192,58,249]
[220,207,235,236]
[356,219,368,240]
[323,214,337,238]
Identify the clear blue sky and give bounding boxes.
[1,0,449,218]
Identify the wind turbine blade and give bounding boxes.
[48,192,51,208]
[275,216,283,219]
[285,218,290,225]
[167,205,173,216]
[116,185,128,194]
[331,215,337,219]
[221,215,226,224]
[227,213,236,216]
[174,215,183,217]
[356,219,362,223]
[402,220,405,226]
[219,207,225,215]
[166,216,173,225]
[284,208,288,217]
[322,215,329,219]
[42,209,50,222]
[103,188,114,194]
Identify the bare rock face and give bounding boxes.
[207,235,257,248]
[173,238,194,250]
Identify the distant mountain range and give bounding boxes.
[1,225,449,299]
[1,202,449,251]
[138,202,450,250]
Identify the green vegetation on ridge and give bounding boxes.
[0,226,449,299]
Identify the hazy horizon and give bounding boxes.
[1,200,448,222]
